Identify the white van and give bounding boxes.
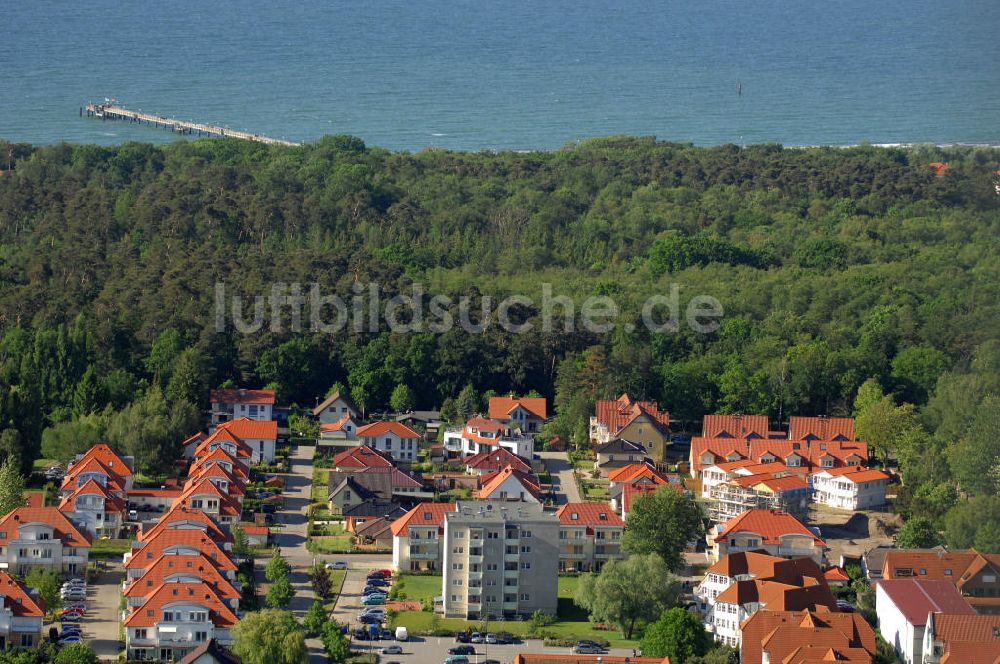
[395,626,408,641]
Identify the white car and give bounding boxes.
[57,635,83,645]
[326,561,348,570]
[61,590,86,600]
[381,645,403,655]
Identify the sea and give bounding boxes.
[3,0,999,151]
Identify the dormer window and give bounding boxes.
[570,513,579,520]
[599,513,607,520]
[819,443,827,451]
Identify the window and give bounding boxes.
[135,629,148,639]
[520,593,530,601]
[520,530,532,538]
[521,562,531,570]
[452,563,464,570]
[520,545,531,553]
[455,531,465,539]
[195,631,208,642]
[919,568,927,575]
[487,531,499,539]
[452,579,463,586]
[20,635,32,647]
[452,547,464,554]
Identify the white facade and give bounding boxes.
[0,608,42,649]
[812,471,888,510]
[62,494,122,539]
[443,428,533,460]
[126,606,233,661]
[210,401,272,428]
[393,524,444,572]
[876,583,924,664]
[481,474,540,503]
[0,523,89,576]
[360,431,419,463]
[240,436,275,464]
[701,464,738,498]
[317,396,359,425]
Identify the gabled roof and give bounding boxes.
[70,444,133,478]
[328,476,379,502]
[465,447,532,473]
[60,457,127,494]
[177,639,242,664]
[0,507,91,548]
[607,462,673,484]
[354,516,395,541]
[739,610,876,664]
[824,566,851,583]
[488,396,547,421]
[478,466,541,501]
[128,530,233,571]
[217,416,278,441]
[312,390,358,418]
[715,578,837,613]
[328,466,423,500]
[932,613,1000,650]
[125,553,240,603]
[176,479,243,517]
[189,447,250,479]
[594,438,647,455]
[715,509,825,547]
[876,579,974,624]
[813,467,888,483]
[210,388,275,406]
[623,482,681,514]
[593,394,670,437]
[690,437,751,473]
[139,506,229,543]
[58,478,126,514]
[702,414,770,439]
[0,571,45,617]
[320,413,357,433]
[734,473,811,493]
[343,502,408,520]
[123,582,238,628]
[556,502,624,528]
[182,432,208,449]
[194,429,253,459]
[707,551,826,585]
[391,502,458,537]
[189,463,247,496]
[356,421,420,439]
[882,549,981,583]
[789,416,855,442]
[331,445,394,470]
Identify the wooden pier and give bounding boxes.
[84,101,299,146]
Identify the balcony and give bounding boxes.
[503,553,519,563]
[409,550,439,560]
[502,601,519,611]
[503,568,520,578]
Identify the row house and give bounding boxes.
[312,390,360,425]
[875,579,975,664]
[554,502,624,573]
[356,421,422,463]
[881,548,1000,615]
[174,480,242,527]
[441,502,559,619]
[193,429,253,465]
[58,478,126,539]
[740,609,877,664]
[189,448,250,481]
[477,466,542,503]
[209,388,274,429]
[0,571,45,649]
[124,581,239,661]
[690,437,869,480]
[61,444,134,498]
[812,466,890,510]
[0,507,91,576]
[213,418,278,464]
[443,417,534,460]
[125,530,234,580]
[590,394,671,463]
[390,502,458,572]
[707,509,826,563]
[487,396,547,433]
[319,414,360,443]
[699,459,808,498]
[697,552,835,647]
[702,414,772,441]
[137,507,231,550]
[123,554,241,612]
[701,414,855,442]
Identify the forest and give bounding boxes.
[0,135,998,545]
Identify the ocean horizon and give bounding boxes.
[4,0,999,151]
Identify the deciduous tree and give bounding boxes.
[574,553,679,639]
[621,486,704,572]
[641,607,713,663]
[232,609,306,664]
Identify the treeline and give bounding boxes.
[0,136,997,481]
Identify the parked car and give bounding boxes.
[484,633,498,644]
[358,614,383,625]
[495,632,514,644]
[362,594,386,606]
[481,660,501,664]
[60,627,81,637]
[326,561,348,570]
[454,632,470,643]
[360,607,385,617]
[380,646,403,655]
[57,635,83,645]
[61,608,84,617]
[395,626,408,641]
[444,657,470,664]
[61,591,86,601]
[353,628,369,639]
[573,643,605,654]
[60,613,82,622]
[469,632,483,643]
[363,587,386,596]
[449,645,475,655]
[260,503,276,514]
[366,578,390,588]
[63,578,85,586]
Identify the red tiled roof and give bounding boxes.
[932,613,1000,650]
[928,162,951,177]
[939,641,1000,664]
[123,582,238,628]
[478,466,541,500]
[608,463,673,484]
[391,502,458,536]
[243,526,268,536]
[740,610,876,664]
[61,457,127,494]
[489,396,547,421]
[0,507,91,548]
[512,656,669,664]
[876,579,974,624]
[690,437,752,473]
[320,414,355,433]
[0,571,45,617]
[707,551,825,585]
[128,488,183,499]
[25,492,43,508]
[716,509,825,546]
[194,429,253,459]
[813,467,888,483]
[124,554,239,603]
[824,566,851,582]
[139,506,230,544]
[623,482,681,514]
[715,578,837,612]
[881,549,982,584]
[465,447,532,473]
[735,473,811,493]
[128,530,233,570]
[189,448,250,479]
[58,478,126,514]
[356,421,420,439]
[70,444,133,477]
[332,445,394,470]
[210,388,275,405]
[176,479,242,517]
[217,416,277,440]
[789,416,856,442]
[593,394,670,438]
[556,502,624,528]
[702,414,769,439]
[189,464,246,497]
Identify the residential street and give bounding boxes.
[539,450,582,504]
[83,566,124,661]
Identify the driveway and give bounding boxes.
[539,450,582,504]
[82,565,124,661]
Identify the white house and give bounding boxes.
[58,479,126,539]
[443,417,533,459]
[124,582,238,662]
[875,579,975,664]
[0,507,91,576]
[209,388,274,429]
[0,572,45,649]
[214,418,278,464]
[355,421,421,463]
[390,503,457,573]
[312,391,360,425]
[488,396,547,433]
[319,414,360,442]
[707,509,826,564]
[812,466,889,510]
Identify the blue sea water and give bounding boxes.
[3,0,999,150]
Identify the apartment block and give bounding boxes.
[441,502,559,619]
[555,502,625,573]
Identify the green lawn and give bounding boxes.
[89,538,132,559]
[311,469,331,504]
[580,479,610,501]
[308,535,355,554]
[394,573,442,604]
[387,575,637,648]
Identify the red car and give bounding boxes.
[61,608,84,617]
[376,569,392,578]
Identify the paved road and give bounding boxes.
[352,634,640,664]
[539,450,582,504]
[82,566,124,661]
